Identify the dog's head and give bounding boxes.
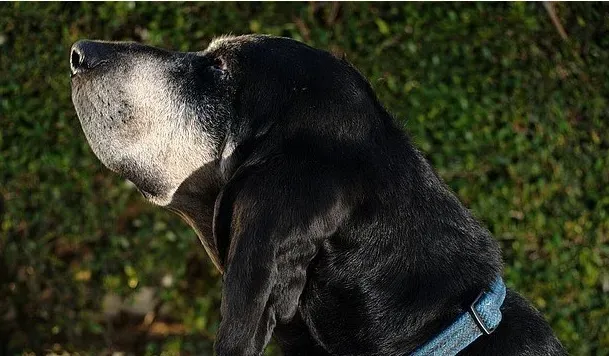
[71,35,372,207]
[70,37,231,206]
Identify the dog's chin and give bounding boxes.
[138,188,175,206]
[123,173,177,207]
[73,107,177,207]
[111,157,178,206]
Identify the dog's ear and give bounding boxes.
[213,135,263,267]
[212,156,349,355]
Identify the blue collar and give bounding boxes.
[411,277,506,356]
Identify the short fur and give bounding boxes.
[71,35,566,355]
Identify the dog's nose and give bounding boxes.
[70,40,113,76]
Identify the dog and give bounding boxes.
[70,34,566,355]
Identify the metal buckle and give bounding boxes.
[469,290,496,335]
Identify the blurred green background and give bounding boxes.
[1,2,608,355]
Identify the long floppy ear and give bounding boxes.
[212,155,349,355]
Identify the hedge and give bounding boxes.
[1,2,608,355]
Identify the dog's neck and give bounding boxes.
[166,164,225,272]
[163,132,254,274]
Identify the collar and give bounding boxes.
[411,277,507,356]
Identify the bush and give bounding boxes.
[1,2,608,355]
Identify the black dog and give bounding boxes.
[70,35,566,355]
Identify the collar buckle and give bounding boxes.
[469,290,497,335]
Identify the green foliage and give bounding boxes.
[1,2,608,355]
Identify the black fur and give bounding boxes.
[71,35,566,355]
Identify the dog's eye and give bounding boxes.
[212,57,227,72]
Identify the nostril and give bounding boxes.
[71,49,81,67]
[71,48,84,75]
